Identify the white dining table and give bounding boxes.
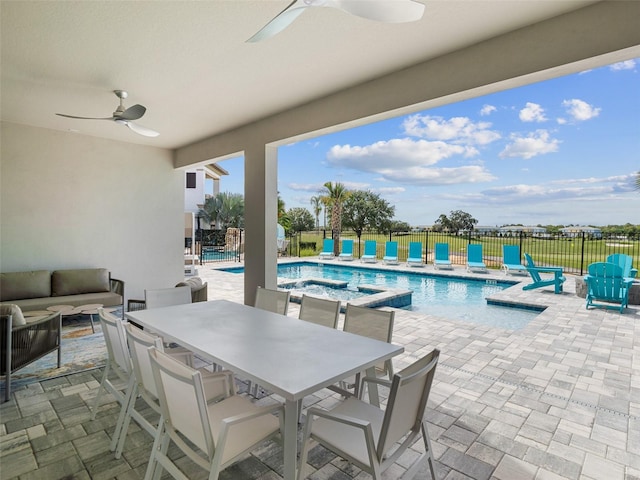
[125,299,403,480]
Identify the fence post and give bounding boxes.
[580,231,586,276]
[519,231,524,262]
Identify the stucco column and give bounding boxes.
[243,144,278,305]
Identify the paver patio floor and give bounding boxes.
[1,259,639,479]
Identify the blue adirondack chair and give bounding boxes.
[584,262,633,313]
[319,238,334,259]
[501,245,527,275]
[466,244,486,272]
[361,240,377,263]
[339,239,354,261]
[406,242,423,267]
[606,253,637,279]
[383,241,398,265]
[523,253,565,294]
[433,243,452,270]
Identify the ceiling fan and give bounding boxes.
[247,0,425,43]
[56,90,159,137]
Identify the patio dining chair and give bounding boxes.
[298,349,440,480]
[361,240,378,263]
[254,286,290,315]
[338,239,354,261]
[114,324,235,466]
[433,242,452,270]
[406,241,424,267]
[147,347,283,480]
[298,294,340,329]
[332,304,395,397]
[383,241,399,265]
[501,245,527,275]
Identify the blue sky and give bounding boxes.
[214,59,639,227]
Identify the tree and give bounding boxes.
[287,207,315,232]
[342,190,395,238]
[636,171,640,191]
[321,182,350,255]
[199,192,244,229]
[389,220,411,233]
[434,210,477,234]
[309,195,323,230]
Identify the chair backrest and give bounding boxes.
[606,254,635,278]
[467,244,482,262]
[363,240,377,256]
[341,239,353,255]
[254,286,290,315]
[524,253,542,282]
[125,323,164,400]
[377,349,440,459]
[322,238,334,253]
[587,262,626,299]
[149,347,214,455]
[98,308,131,377]
[503,245,521,265]
[385,241,398,257]
[435,243,449,260]
[299,294,340,329]
[408,242,422,259]
[145,286,192,309]
[344,304,394,375]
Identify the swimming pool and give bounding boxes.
[222,262,543,330]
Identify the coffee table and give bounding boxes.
[47,303,103,333]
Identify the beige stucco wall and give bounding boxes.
[0,122,183,302]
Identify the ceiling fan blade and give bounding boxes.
[247,0,308,42]
[117,104,146,121]
[333,0,425,23]
[117,120,160,137]
[56,113,113,120]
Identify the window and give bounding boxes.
[186,172,196,189]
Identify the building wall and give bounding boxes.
[0,122,184,302]
[184,168,205,214]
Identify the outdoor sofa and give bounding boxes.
[0,268,124,317]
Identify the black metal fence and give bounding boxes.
[188,229,243,263]
[288,230,640,276]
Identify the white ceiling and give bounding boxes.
[0,0,604,150]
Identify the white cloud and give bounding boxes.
[372,186,406,195]
[402,114,500,145]
[499,130,560,160]
[610,59,636,71]
[562,99,601,121]
[556,117,567,125]
[381,165,496,186]
[287,183,326,192]
[327,138,468,171]
[519,102,547,122]
[480,104,496,116]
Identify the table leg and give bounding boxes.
[283,399,298,480]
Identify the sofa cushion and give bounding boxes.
[13,292,122,312]
[52,268,110,296]
[0,270,51,301]
[0,304,26,327]
[175,276,203,291]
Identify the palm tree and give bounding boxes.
[199,192,244,229]
[322,182,350,255]
[636,171,640,191]
[309,195,322,231]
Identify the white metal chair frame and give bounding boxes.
[147,347,284,480]
[116,324,234,474]
[298,349,440,480]
[298,294,341,329]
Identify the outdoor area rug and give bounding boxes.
[0,308,122,396]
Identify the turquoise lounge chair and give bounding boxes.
[523,253,565,294]
[585,262,633,313]
[406,242,424,267]
[361,240,377,263]
[606,253,637,280]
[466,244,486,272]
[383,241,398,265]
[338,239,354,261]
[319,238,334,259]
[433,243,452,270]
[501,245,527,275]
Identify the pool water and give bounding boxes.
[223,262,542,330]
[281,282,369,302]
